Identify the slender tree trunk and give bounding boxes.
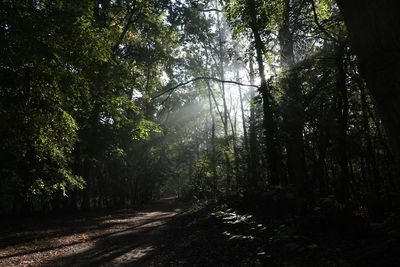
[228,99,241,192]
[247,58,259,193]
[316,122,329,197]
[335,43,350,204]
[358,77,383,217]
[279,0,309,213]
[248,0,282,186]
[358,80,380,185]
[216,10,232,195]
[207,80,218,197]
[237,70,249,154]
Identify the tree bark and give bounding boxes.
[237,70,249,154]
[207,80,218,197]
[247,58,260,193]
[279,0,309,213]
[336,0,400,168]
[248,0,282,186]
[334,43,350,204]
[216,10,232,195]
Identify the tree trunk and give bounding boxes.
[229,107,241,192]
[279,0,309,214]
[216,10,232,195]
[237,70,249,154]
[207,80,218,197]
[247,58,260,194]
[334,43,350,204]
[336,0,400,169]
[248,0,282,186]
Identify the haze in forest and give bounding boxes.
[1,0,400,266]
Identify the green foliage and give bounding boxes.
[0,0,181,212]
[1,0,397,220]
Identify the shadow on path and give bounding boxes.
[0,198,191,267]
[41,198,189,267]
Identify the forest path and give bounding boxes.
[2,199,394,266]
[0,197,191,267]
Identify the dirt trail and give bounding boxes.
[3,199,396,267]
[0,198,188,267]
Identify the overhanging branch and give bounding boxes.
[309,0,339,43]
[198,8,223,12]
[151,77,258,100]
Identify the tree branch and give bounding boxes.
[208,80,225,124]
[309,0,339,43]
[198,8,223,12]
[151,77,258,100]
[303,70,331,107]
[113,1,139,52]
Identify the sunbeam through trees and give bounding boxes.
[1,0,400,266]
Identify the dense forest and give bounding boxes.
[1,0,400,265]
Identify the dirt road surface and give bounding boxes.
[0,198,189,267]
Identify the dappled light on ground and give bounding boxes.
[0,200,185,267]
[1,199,400,266]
